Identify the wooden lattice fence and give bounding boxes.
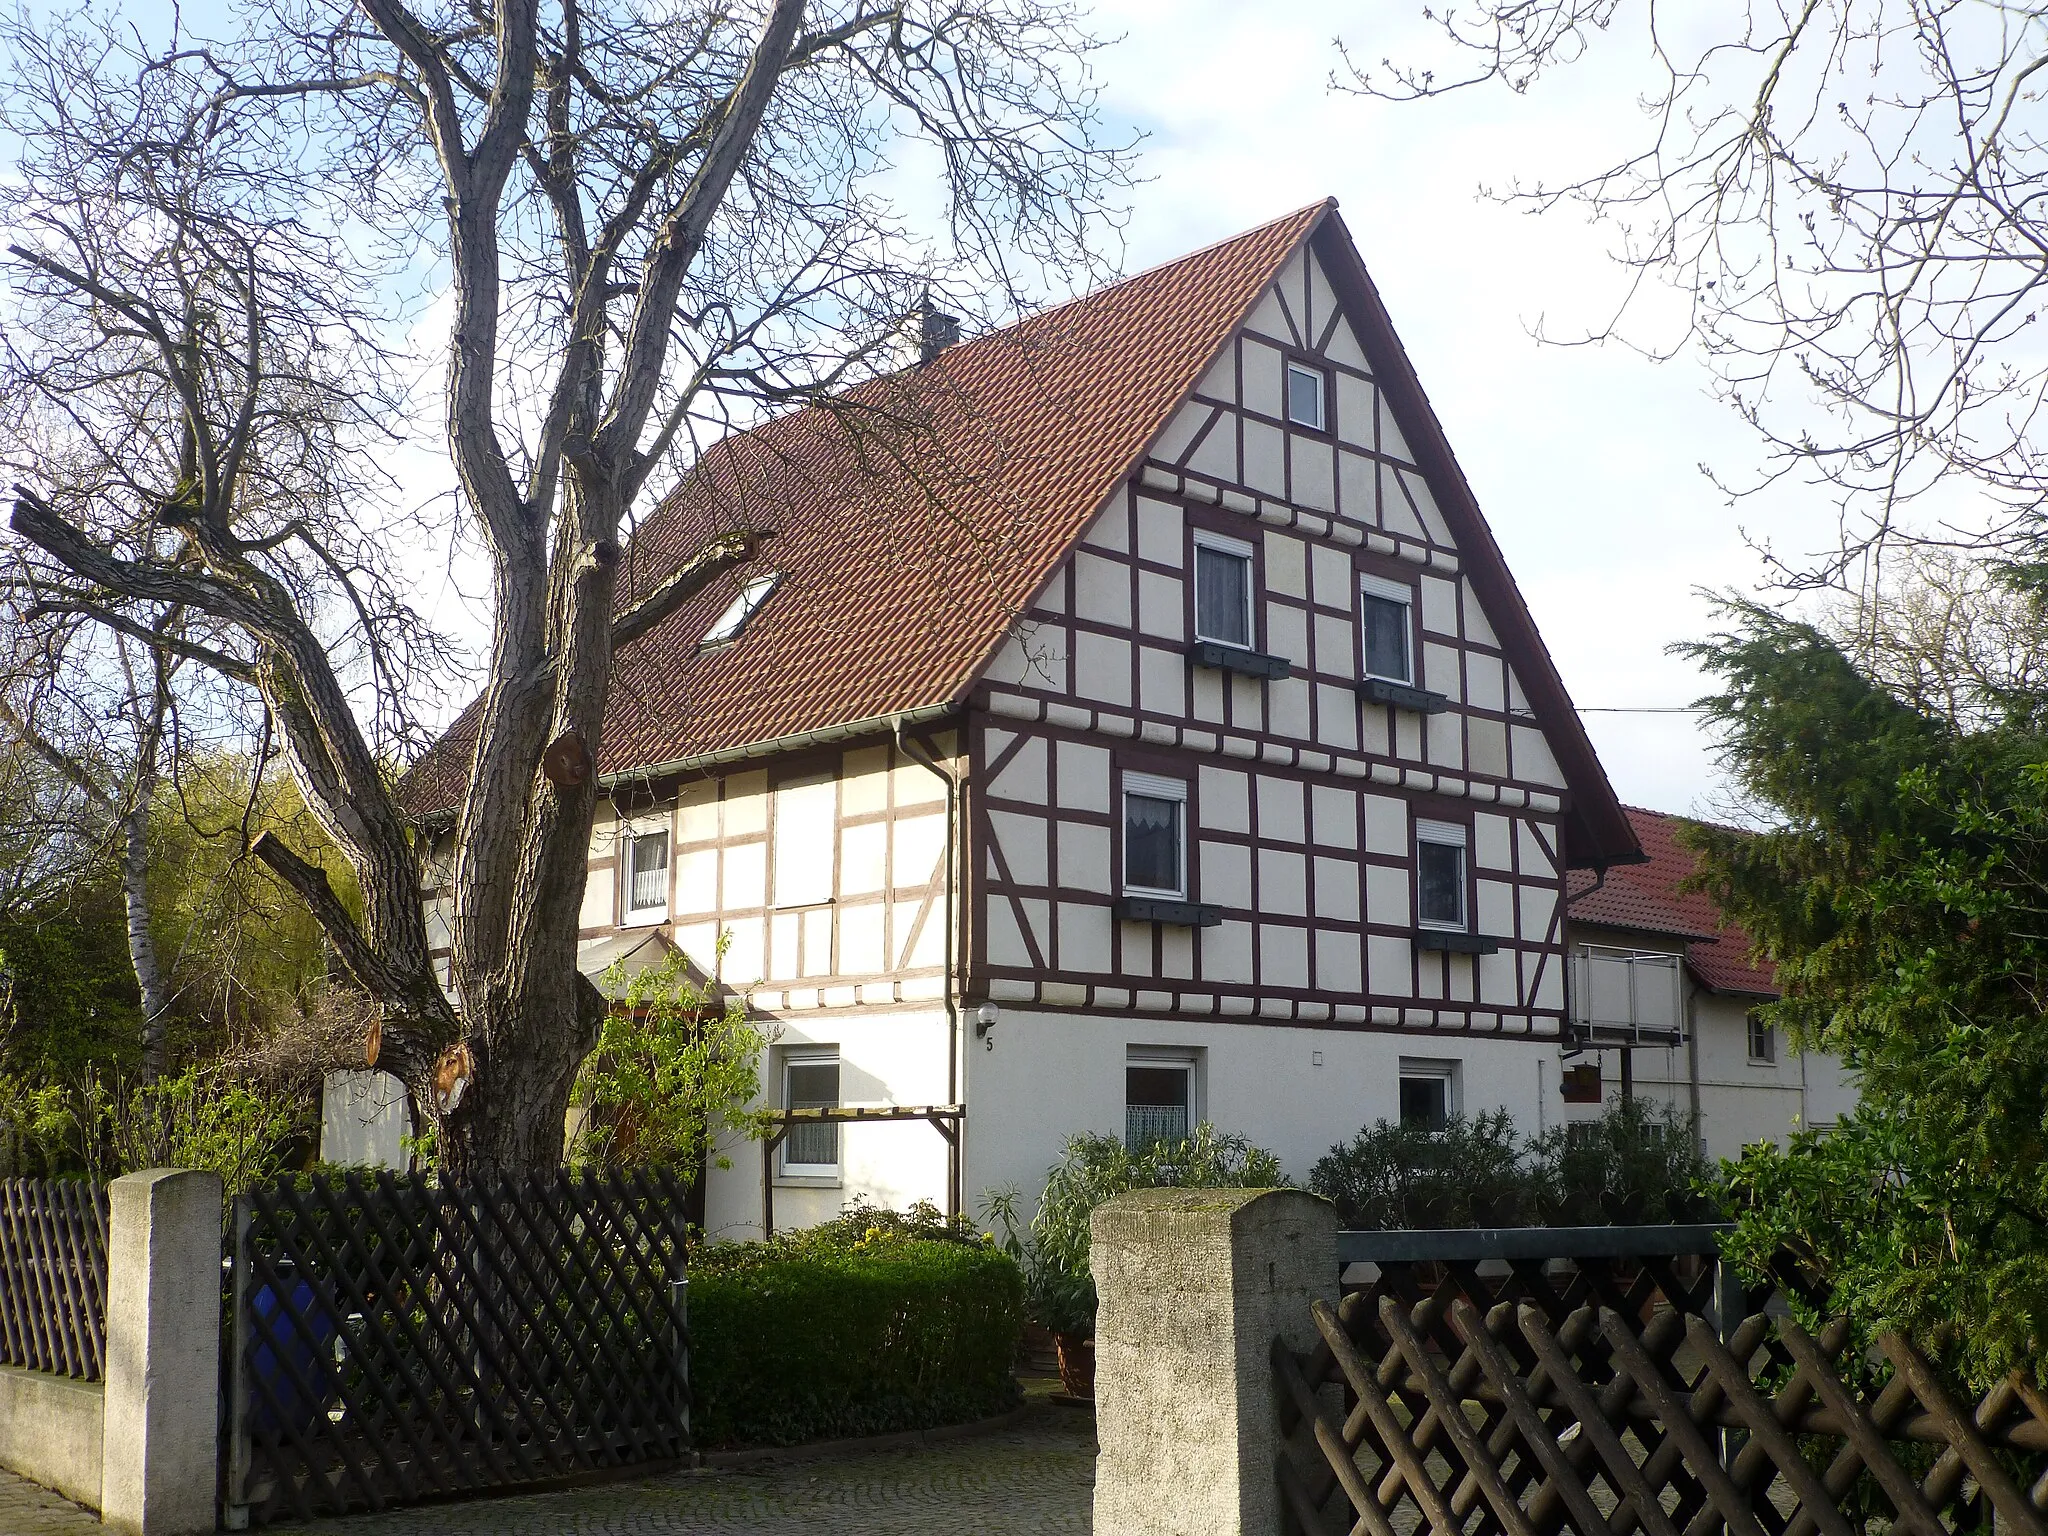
[0,1178,110,1381]
[222,1166,692,1528]
[1276,1229,2048,1536]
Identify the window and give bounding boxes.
[1748,1014,1777,1064]
[699,572,783,650]
[780,1052,841,1176]
[1285,361,1327,430]
[624,826,670,918]
[1125,1053,1196,1151]
[1399,1058,1457,1131]
[1192,531,1255,649]
[1122,772,1188,898]
[1359,574,1414,684]
[772,776,836,907]
[1416,820,1468,930]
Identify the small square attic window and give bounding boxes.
[700,573,783,650]
[1285,362,1327,430]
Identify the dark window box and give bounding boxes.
[1115,896,1225,927]
[1357,677,1449,714]
[1185,640,1292,681]
[1415,929,1498,955]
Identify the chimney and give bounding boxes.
[918,297,961,364]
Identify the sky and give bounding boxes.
[9,2,1848,817]
[1080,3,1849,819]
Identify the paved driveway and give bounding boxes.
[0,1403,1096,1535]
[0,1470,98,1535]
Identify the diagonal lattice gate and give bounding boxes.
[1276,1231,2048,1536]
[223,1167,691,1528]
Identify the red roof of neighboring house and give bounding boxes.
[400,202,1640,867]
[1566,807,1778,997]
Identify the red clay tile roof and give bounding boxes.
[1567,807,1777,997]
[401,202,1328,815]
[400,202,1641,870]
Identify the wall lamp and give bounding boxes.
[974,1000,1000,1050]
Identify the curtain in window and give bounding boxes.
[1125,1063,1191,1150]
[1194,545,1251,648]
[629,831,669,911]
[784,1059,840,1168]
[1361,593,1411,681]
[1124,794,1181,893]
[1417,841,1465,927]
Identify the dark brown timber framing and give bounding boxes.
[1306,213,1640,870]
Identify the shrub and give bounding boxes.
[1309,1098,1723,1229]
[689,1203,1024,1447]
[570,955,771,1174]
[1310,1109,1535,1229]
[1022,1124,1287,1337]
[1531,1095,1722,1225]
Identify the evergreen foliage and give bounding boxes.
[1012,1124,1286,1336]
[1308,1097,1719,1230]
[688,1200,1024,1447]
[1682,597,2048,1384]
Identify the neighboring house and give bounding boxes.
[404,199,1653,1233]
[1561,806,1859,1159]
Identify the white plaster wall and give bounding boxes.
[1559,989,1860,1160]
[319,1070,409,1169]
[961,1007,1555,1218]
[701,1007,953,1241]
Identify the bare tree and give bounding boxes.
[1814,546,2048,728]
[0,616,179,1077]
[3,1,1129,1175]
[1341,3,2048,592]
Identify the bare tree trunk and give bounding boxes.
[119,794,169,1080]
[2,0,1129,1174]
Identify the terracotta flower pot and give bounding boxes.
[1053,1331,1095,1399]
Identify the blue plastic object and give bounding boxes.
[247,1275,339,1435]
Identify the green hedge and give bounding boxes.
[689,1233,1024,1447]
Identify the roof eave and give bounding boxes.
[405,699,962,830]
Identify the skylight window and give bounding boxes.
[699,573,783,650]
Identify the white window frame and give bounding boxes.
[1191,529,1257,650]
[1748,1014,1778,1065]
[1398,1057,1460,1131]
[778,1048,842,1182]
[1285,361,1328,430]
[1121,771,1190,900]
[619,817,672,926]
[1359,573,1416,685]
[699,572,783,650]
[1125,1046,1201,1151]
[1415,818,1469,931]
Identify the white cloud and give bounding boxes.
[1088,1,1847,819]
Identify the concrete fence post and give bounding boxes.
[101,1168,223,1536]
[1090,1187,1338,1536]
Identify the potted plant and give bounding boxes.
[1026,1252,1098,1397]
[1020,1124,1288,1401]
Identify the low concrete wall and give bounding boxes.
[0,1364,104,1510]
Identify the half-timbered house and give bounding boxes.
[1559,807,1858,1158]
[403,200,1655,1234]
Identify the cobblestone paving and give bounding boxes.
[0,1403,1094,1535]
[264,1404,1096,1535]
[0,1470,100,1535]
